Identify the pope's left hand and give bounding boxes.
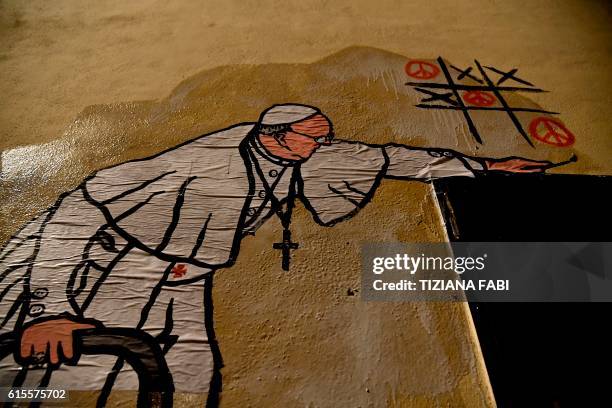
[485,158,553,173]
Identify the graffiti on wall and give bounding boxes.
[0,49,576,406]
[405,57,576,148]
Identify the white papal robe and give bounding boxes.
[0,123,483,396]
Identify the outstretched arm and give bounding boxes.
[300,140,557,226]
[383,144,552,180]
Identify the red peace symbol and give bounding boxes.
[405,60,440,80]
[462,91,496,107]
[528,117,575,147]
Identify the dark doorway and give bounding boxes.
[433,173,612,407]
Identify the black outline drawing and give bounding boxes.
[406,57,560,147]
[1,326,174,407]
[0,103,571,407]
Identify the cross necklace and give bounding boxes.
[247,146,300,271]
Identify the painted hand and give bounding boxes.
[485,158,553,173]
[19,316,99,365]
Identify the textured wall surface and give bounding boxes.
[1,1,610,407]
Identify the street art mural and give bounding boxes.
[0,48,576,406]
[405,58,576,148]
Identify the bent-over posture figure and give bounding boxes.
[0,104,551,403]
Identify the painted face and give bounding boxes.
[280,114,334,160]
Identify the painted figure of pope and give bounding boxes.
[0,104,550,402]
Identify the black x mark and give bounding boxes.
[450,65,484,84]
[484,66,534,87]
[414,87,458,106]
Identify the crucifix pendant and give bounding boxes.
[273,229,299,271]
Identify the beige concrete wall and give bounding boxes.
[1,0,610,168]
[1,1,610,407]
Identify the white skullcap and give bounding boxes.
[259,104,319,126]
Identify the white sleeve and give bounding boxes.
[299,141,387,226]
[20,188,112,323]
[384,145,484,180]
